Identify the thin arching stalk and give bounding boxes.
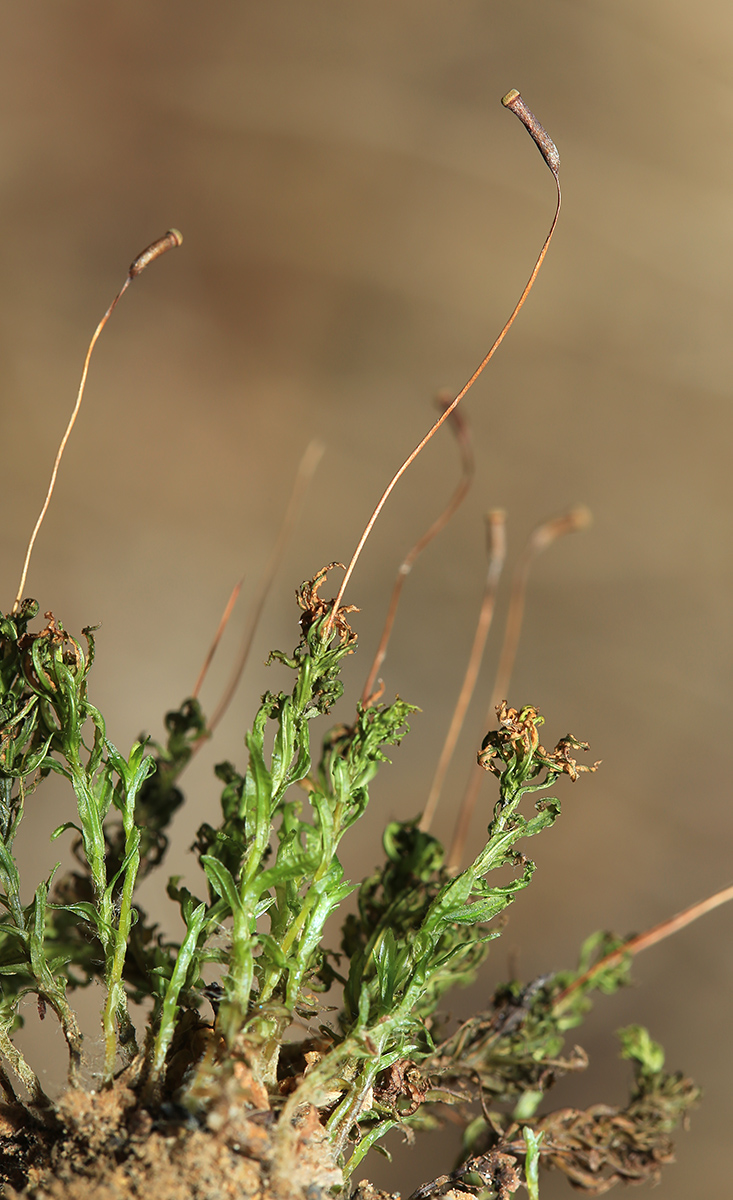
[205,438,324,736]
[552,883,733,1015]
[324,91,561,641]
[491,506,592,709]
[11,232,183,614]
[447,505,591,871]
[361,398,474,707]
[419,510,506,834]
[191,578,244,700]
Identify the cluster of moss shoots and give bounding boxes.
[0,92,720,1199]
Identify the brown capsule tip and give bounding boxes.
[487,508,507,525]
[502,89,521,108]
[486,509,508,562]
[567,504,593,531]
[128,228,184,278]
[531,505,593,552]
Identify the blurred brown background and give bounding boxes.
[2,3,732,1196]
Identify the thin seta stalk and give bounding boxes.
[552,882,733,1015]
[489,506,592,715]
[447,504,591,871]
[324,90,562,642]
[8,231,182,1082]
[188,437,324,748]
[191,579,244,701]
[361,396,474,707]
[419,510,506,834]
[11,230,183,614]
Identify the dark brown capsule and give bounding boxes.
[502,89,560,179]
[128,228,183,278]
